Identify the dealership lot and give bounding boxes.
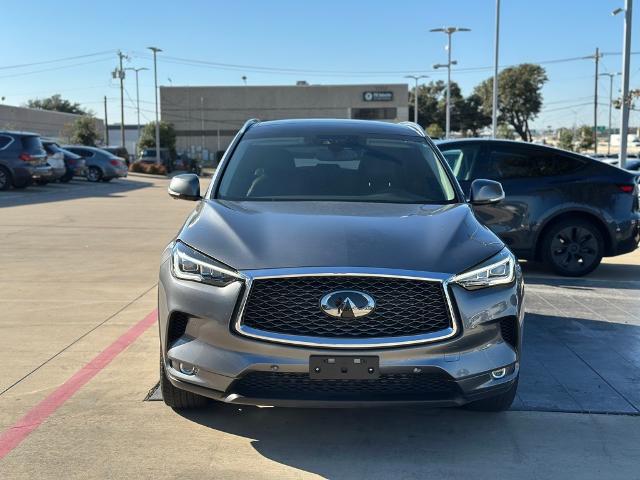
[1,176,639,479]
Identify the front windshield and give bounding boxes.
[216,133,457,203]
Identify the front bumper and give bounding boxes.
[159,259,525,407]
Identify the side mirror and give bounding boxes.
[469,179,505,205]
[168,174,201,201]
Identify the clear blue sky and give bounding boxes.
[1,0,638,129]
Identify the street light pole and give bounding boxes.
[404,75,429,124]
[431,27,470,139]
[147,47,162,166]
[492,0,501,137]
[600,72,621,155]
[125,67,149,152]
[614,1,633,169]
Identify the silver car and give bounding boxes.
[63,145,128,182]
[159,119,524,412]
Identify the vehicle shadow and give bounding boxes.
[172,312,640,478]
[0,177,154,208]
[521,260,640,290]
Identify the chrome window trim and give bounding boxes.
[232,267,459,349]
[0,135,15,151]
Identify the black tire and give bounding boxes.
[60,169,73,183]
[160,355,209,409]
[465,378,518,412]
[35,179,49,186]
[542,219,604,277]
[0,166,11,191]
[101,177,113,182]
[86,166,102,182]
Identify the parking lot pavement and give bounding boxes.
[1,177,640,479]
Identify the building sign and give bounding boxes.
[363,91,394,102]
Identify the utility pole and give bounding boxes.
[593,47,600,153]
[431,27,471,139]
[404,75,429,124]
[148,47,162,165]
[614,1,633,169]
[600,72,621,155]
[116,51,127,149]
[200,96,205,161]
[103,96,109,145]
[125,67,148,152]
[492,0,501,137]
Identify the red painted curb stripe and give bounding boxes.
[0,309,158,460]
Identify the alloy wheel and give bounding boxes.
[549,226,599,274]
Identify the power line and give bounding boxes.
[0,57,113,80]
[0,50,115,71]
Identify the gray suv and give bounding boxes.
[159,119,524,412]
[0,131,50,190]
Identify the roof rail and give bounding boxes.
[398,121,426,137]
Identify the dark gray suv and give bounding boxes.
[159,119,525,412]
[0,131,49,190]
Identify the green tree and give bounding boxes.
[458,93,491,136]
[557,128,574,151]
[65,116,101,146]
[496,123,515,140]
[474,64,548,142]
[26,94,86,114]
[576,125,594,152]
[138,121,176,153]
[409,80,462,130]
[426,123,444,138]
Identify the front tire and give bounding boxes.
[86,166,102,182]
[542,219,603,277]
[465,378,518,412]
[160,355,209,409]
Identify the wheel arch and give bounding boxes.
[534,210,613,260]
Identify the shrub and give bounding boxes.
[129,162,167,176]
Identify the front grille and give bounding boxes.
[230,372,459,401]
[240,276,452,339]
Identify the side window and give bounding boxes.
[539,154,585,176]
[0,135,13,150]
[439,144,482,181]
[474,146,546,180]
[76,149,94,158]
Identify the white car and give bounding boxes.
[42,140,67,183]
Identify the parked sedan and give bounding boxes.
[63,145,128,182]
[0,130,49,190]
[437,139,640,276]
[42,141,86,182]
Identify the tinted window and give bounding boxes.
[0,135,12,149]
[474,146,586,180]
[68,148,94,158]
[21,135,44,155]
[218,134,457,203]
[440,143,483,181]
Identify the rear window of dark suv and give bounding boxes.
[21,135,45,154]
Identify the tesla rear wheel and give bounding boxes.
[160,355,209,410]
[542,219,603,277]
[86,167,102,182]
[0,167,11,191]
[464,378,518,412]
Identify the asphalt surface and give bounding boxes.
[1,175,639,479]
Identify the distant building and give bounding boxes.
[0,104,104,141]
[107,124,140,155]
[160,83,409,162]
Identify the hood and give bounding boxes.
[178,201,504,275]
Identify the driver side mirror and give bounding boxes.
[168,174,201,201]
[469,179,505,205]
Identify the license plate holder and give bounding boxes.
[309,355,380,379]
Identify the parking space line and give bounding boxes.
[0,309,157,460]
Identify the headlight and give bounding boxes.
[453,249,515,290]
[171,241,240,287]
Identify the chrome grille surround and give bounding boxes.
[233,267,459,349]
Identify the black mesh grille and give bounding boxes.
[230,372,459,401]
[241,276,452,338]
[167,312,189,344]
[500,317,518,349]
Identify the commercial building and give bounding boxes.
[0,104,104,141]
[160,83,408,162]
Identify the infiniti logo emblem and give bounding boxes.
[320,290,376,319]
